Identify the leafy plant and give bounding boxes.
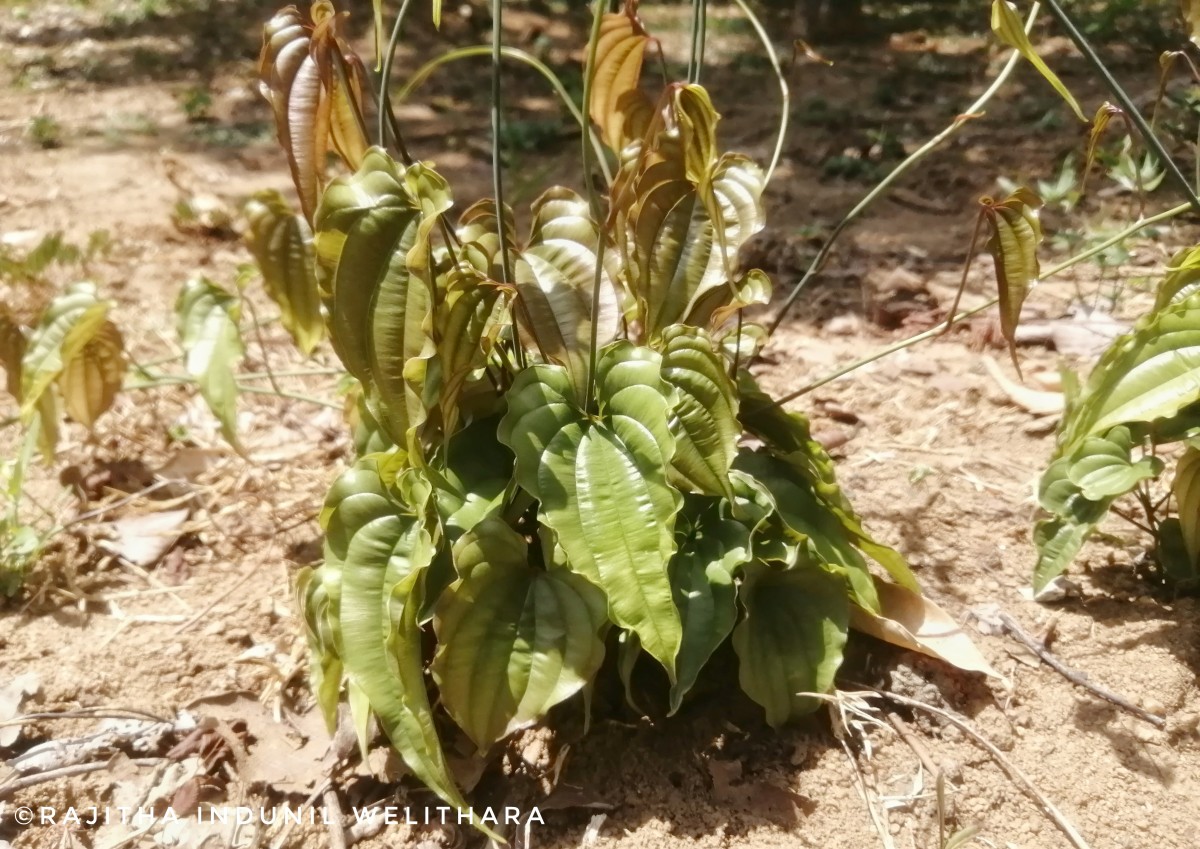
[257,0,942,822]
[1031,248,1200,591]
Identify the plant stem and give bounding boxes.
[1041,0,1200,214]
[730,0,788,184]
[687,0,707,85]
[766,2,1041,338]
[582,0,609,404]
[379,0,418,160]
[767,200,1190,406]
[124,375,341,410]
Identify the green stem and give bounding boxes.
[124,375,341,410]
[396,46,613,186]
[766,200,1189,406]
[582,0,609,404]
[687,0,707,85]
[1041,0,1200,214]
[379,0,419,159]
[766,1,1041,338]
[730,0,788,184]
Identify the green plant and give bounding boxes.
[179,85,214,122]
[256,0,933,824]
[27,114,62,149]
[1031,246,1200,592]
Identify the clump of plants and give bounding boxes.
[257,0,926,817]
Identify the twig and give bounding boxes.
[172,565,259,634]
[323,785,349,849]
[995,611,1166,729]
[885,713,939,778]
[859,687,1093,849]
[0,760,110,798]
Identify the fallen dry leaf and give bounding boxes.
[98,509,190,568]
[0,672,40,747]
[850,578,1005,681]
[981,355,1063,416]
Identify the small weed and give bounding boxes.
[27,114,62,149]
[180,86,214,122]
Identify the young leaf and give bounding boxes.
[20,283,110,420]
[659,325,739,499]
[177,276,245,449]
[57,319,125,428]
[314,148,434,447]
[499,343,683,676]
[613,87,766,338]
[733,562,848,728]
[434,267,505,437]
[588,4,655,155]
[296,564,345,731]
[513,187,620,394]
[0,306,27,401]
[310,3,370,171]
[1064,425,1162,501]
[981,188,1043,372]
[990,0,1085,121]
[433,518,608,750]
[259,7,325,220]
[244,190,325,356]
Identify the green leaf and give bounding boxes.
[432,416,513,543]
[244,190,325,356]
[57,319,125,428]
[982,188,1043,372]
[433,266,505,436]
[733,562,848,728]
[514,187,620,395]
[668,497,747,714]
[734,450,878,613]
[990,0,1085,121]
[1059,293,1200,452]
[499,343,683,676]
[1065,426,1162,501]
[659,325,739,499]
[432,518,608,750]
[737,371,918,592]
[20,282,109,420]
[314,149,439,447]
[330,463,471,816]
[0,305,26,402]
[177,277,245,449]
[296,564,344,731]
[1154,245,1200,312]
[1173,445,1200,570]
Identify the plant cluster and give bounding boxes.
[253,0,924,817]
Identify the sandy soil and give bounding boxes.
[1,2,1198,849]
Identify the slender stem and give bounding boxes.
[766,200,1190,406]
[490,0,512,290]
[687,0,706,85]
[395,46,613,186]
[124,376,341,410]
[241,296,284,398]
[378,0,419,159]
[1041,0,1200,214]
[766,2,1041,338]
[730,0,788,184]
[582,0,609,403]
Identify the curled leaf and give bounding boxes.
[990,0,1085,121]
[981,187,1043,373]
[0,306,27,402]
[177,276,245,449]
[244,189,325,356]
[1172,445,1200,571]
[58,319,125,428]
[589,3,655,155]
